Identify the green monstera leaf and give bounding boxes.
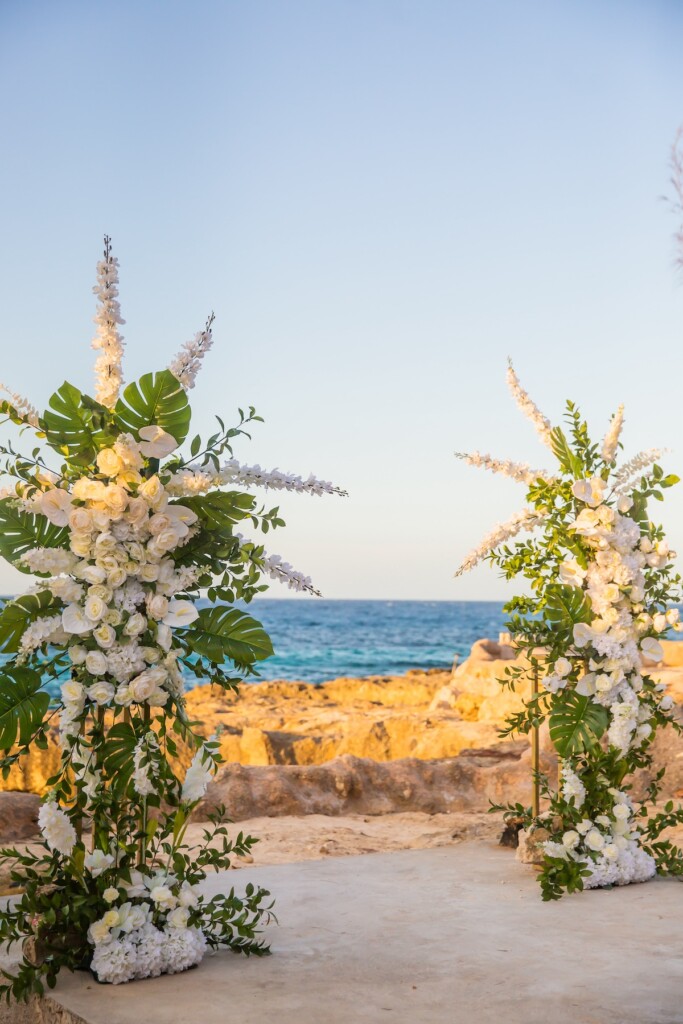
[0,499,69,572]
[179,606,273,668]
[114,370,191,447]
[544,584,592,640]
[42,381,115,465]
[0,592,63,654]
[0,667,50,750]
[549,690,609,757]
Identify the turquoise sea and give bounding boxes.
[242,599,507,683]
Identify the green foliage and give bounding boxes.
[0,667,50,750]
[179,606,274,668]
[114,370,191,445]
[0,591,62,654]
[0,499,68,571]
[544,584,592,641]
[549,690,609,757]
[42,382,115,465]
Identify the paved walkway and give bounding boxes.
[17,843,683,1023]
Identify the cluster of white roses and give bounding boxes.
[17,427,203,742]
[88,873,205,984]
[542,474,679,885]
[544,785,655,888]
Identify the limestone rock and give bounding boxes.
[0,792,40,841]
[515,827,549,865]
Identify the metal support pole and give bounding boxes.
[531,666,540,818]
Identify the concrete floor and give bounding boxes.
[23,843,683,1024]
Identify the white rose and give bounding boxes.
[653,613,668,633]
[102,487,128,520]
[167,907,190,929]
[84,594,107,622]
[178,884,199,908]
[61,680,85,705]
[585,829,605,852]
[68,644,87,665]
[559,559,586,587]
[148,513,172,536]
[104,608,123,627]
[660,695,675,712]
[571,508,602,537]
[555,658,572,678]
[88,920,113,946]
[613,803,630,820]
[127,496,149,526]
[85,650,108,675]
[129,670,157,702]
[107,567,127,589]
[62,604,92,635]
[147,593,169,620]
[103,887,119,904]
[114,685,133,706]
[140,563,160,582]
[138,475,167,509]
[93,623,116,649]
[39,488,73,526]
[603,843,619,861]
[72,478,107,502]
[96,448,124,477]
[78,564,107,585]
[561,830,580,850]
[617,495,634,513]
[87,680,115,705]
[141,646,161,664]
[124,612,147,637]
[149,885,177,909]
[69,507,93,532]
[138,425,178,459]
[70,533,93,557]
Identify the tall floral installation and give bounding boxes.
[0,238,345,999]
[456,363,683,900]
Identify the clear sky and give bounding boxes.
[1,0,683,600]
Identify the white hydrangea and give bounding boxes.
[38,802,76,856]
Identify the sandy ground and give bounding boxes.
[219,810,502,866]
[21,843,683,1024]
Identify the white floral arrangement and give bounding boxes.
[457,363,683,899]
[0,238,345,1000]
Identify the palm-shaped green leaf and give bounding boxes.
[545,584,592,634]
[0,667,50,749]
[0,591,62,654]
[101,722,138,794]
[0,500,69,572]
[42,381,115,465]
[176,491,255,530]
[114,370,191,446]
[179,606,273,667]
[549,690,609,756]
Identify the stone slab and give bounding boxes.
[11,843,683,1024]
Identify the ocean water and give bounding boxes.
[245,599,507,684]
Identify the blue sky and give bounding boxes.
[1,0,683,599]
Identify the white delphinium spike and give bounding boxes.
[0,383,40,427]
[455,506,542,577]
[613,449,666,493]
[235,533,322,596]
[166,461,347,498]
[600,404,625,464]
[168,313,215,390]
[92,235,125,408]
[455,451,552,486]
[506,360,553,449]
